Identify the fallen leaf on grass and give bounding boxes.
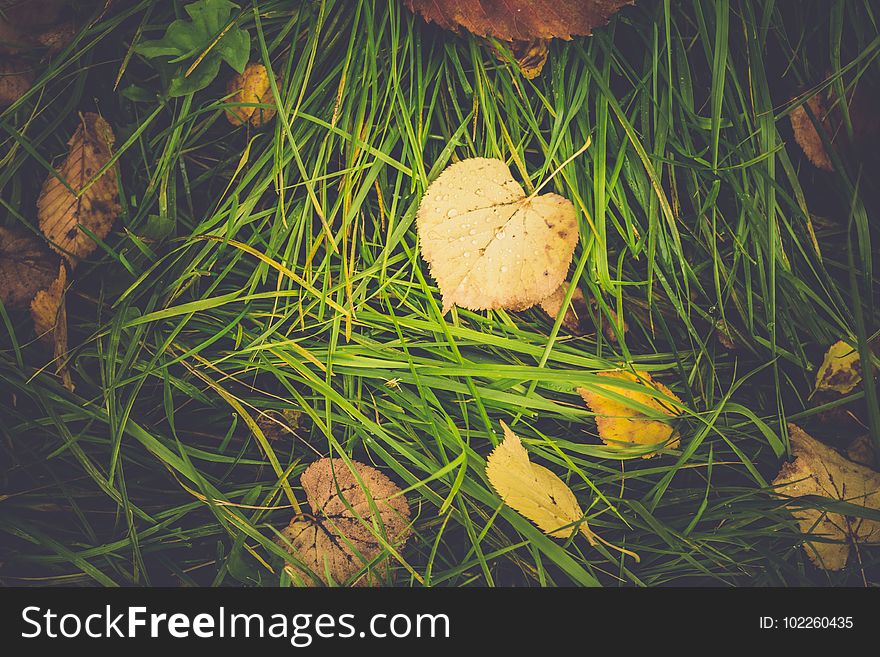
[0,225,60,310]
[417,157,578,314]
[0,0,76,54]
[772,423,880,571]
[255,408,304,441]
[577,370,682,457]
[789,86,880,171]
[847,435,875,468]
[404,0,633,41]
[0,56,34,106]
[30,262,73,390]
[486,421,640,560]
[539,283,589,334]
[225,62,277,127]
[487,421,594,541]
[490,39,550,79]
[37,112,121,263]
[815,340,861,395]
[275,458,411,586]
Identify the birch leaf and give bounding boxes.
[275,458,411,586]
[577,370,682,457]
[815,340,861,396]
[773,424,880,571]
[417,158,578,314]
[30,262,73,391]
[37,112,121,263]
[486,421,593,541]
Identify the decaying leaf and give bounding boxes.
[789,85,880,171]
[417,158,578,314]
[0,225,60,310]
[0,0,75,54]
[0,56,34,107]
[37,112,121,262]
[772,423,880,571]
[256,408,304,441]
[404,0,633,41]
[847,435,876,468]
[275,458,411,586]
[225,62,277,127]
[490,39,550,79]
[487,421,594,541]
[30,262,73,390]
[539,283,589,334]
[577,370,682,457]
[790,94,833,171]
[815,340,861,395]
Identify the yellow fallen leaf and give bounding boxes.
[773,424,880,571]
[416,158,578,314]
[815,340,862,395]
[577,370,682,457]
[486,421,640,561]
[225,62,277,127]
[487,421,591,540]
[539,282,588,334]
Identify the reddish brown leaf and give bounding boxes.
[404,0,633,41]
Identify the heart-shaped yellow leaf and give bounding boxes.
[416,158,578,314]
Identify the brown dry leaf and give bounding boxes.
[0,225,60,310]
[0,0,71,54]
[577,370,682,457]
[790,94,834,171]
[815,340,861,396]
[417,158,578,314]
[225,62,277,127]
[404,0,633,41]
[772,423,880,571]
[847,435,876,468]
[256,408,304,441]
[789,85,880,171]
[30,262,73,390]
[491,39,550,79]
[539,282,588,333]
[0,56,33,106]
[487,421,593,541]
[37,112,120,263]
[275,458,411,586]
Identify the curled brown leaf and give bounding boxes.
[30,262,73,390]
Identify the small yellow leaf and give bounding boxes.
[487,421,592,541]
[510,39,550,79]
[577,370,682,458]
[773,424,880,571]
[815,340,861,395]
[416,158,578,314]
[225,62,277,127]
